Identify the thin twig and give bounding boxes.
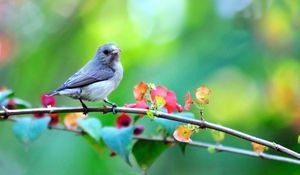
[46,125,300,165]
[0,106,300,160]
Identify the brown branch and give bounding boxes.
[1,106,300,161]
[47,124,300,165]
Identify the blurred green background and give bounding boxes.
[1,0,300,174]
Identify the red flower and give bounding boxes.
[110,151,116,157]
[184,91,193,110]
[133,125,144,135]
[33,112,45,118]
[125,100,148,118]
[5,99,16,109]
[150,86,182,113]
[150,86,168,100]
[115,113,132,128]
[41,94,55,107]
[0,86,7,91]
[165,91,182,113]
[49,113,59,126]
[133,82,148,101]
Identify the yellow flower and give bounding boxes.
[251,142,266,154]
[173,125,193,143]
[64,113,85,130]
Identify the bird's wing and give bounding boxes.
[56,66,115,91]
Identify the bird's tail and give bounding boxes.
[47,91,59,96]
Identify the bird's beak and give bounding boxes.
[112,48,121,55]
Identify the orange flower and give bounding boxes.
[133,82,148,101]
[195,86,211,104]
[173,125,193,143]
[184,91,193,110]
[64,113,85,130]
[251,142,266,154]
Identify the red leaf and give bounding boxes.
[41,94,55,107]
[184,91,193,110]
[115,113,132,128]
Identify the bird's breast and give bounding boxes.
[80,80,115,101]
[80,62,123,101]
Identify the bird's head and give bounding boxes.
[96,43,121,64]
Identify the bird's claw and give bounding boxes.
[82,106,89,115]
[111,103,117,114]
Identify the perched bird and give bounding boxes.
[48,43,123,114]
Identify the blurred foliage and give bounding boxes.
[1,0,300,174]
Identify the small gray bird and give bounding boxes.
[48,43,123,114]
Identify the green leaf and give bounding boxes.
[154,112,194,134]
[101,127,134,165]
[298,135,300,144]
[13,116,51,145]
[77,118,102,141]
[0,89,14,104]
[82,134,106,155]
[207,146,216,153]
[211,130,225,142]
[148,83,156,90]
[13,98,31,109]
[133,115,140,123]
[146,110,155,119]
[132,139,170,171]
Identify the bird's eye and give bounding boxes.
[103,49,109,55]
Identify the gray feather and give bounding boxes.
[56,58,115,91]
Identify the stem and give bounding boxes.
[46,125,300,165]
[1,106,300,160]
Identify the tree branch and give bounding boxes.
[134,136,300,166]
[1,106,300,161]
[46,124,300,165]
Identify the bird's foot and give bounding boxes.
[79,99,89,115]
[104,99,118,114]
[111,103,117,114]
[82,106,89,115]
